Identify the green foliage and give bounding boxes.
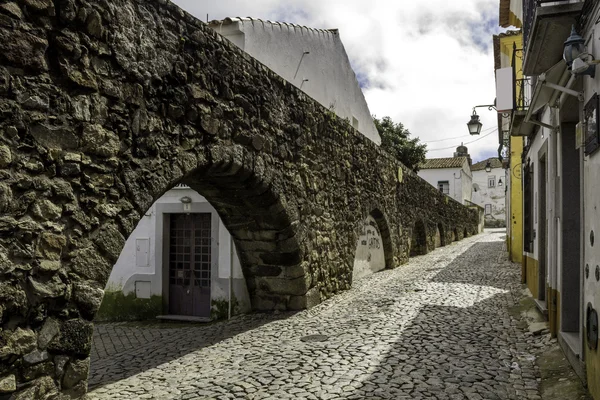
[374,116,427,172]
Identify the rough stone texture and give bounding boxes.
[0,0,479,396]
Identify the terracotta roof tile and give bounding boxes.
[471,157,503,171]
[420,157,468,169]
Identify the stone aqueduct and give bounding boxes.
[0,0,479,397]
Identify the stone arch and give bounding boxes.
[437,222,446,247]
[177,147,307,311]
[463,227,469,238]
[453,227,459,242]
[410,219,428,256]
[351,208,394,283]
[0,0,483,396]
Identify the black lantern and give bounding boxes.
[485,161,492,173]
[467,112,482,135]
[498,178,503,186]
[564,25,585,67]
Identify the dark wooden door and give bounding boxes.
[168,213,212,317]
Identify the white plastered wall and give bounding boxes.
[471,167,506,224]
[581,17,600,342]
[210,19,381,145]
[106,188,251,314]
[417,165,472,205]
[352,215,386,284]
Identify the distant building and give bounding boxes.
[471,158,506,227]
[208,17,381,145]
[418,148,473,205]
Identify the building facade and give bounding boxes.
[418,153,473,205]
[500,0,600,396]
[99,18,384,321]
[494,30,524,263]
[208,17,381,145]
[470,158,506,227]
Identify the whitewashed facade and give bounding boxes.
[417,157,473,205]
[470,158,506,227]
[208,17,381,145]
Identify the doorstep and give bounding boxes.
[156,315,212,323]
[534,299,548,316]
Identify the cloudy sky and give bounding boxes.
[172,0,506,163]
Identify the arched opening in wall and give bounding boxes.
[410,219,428,256]
[88,151,307,391]
[463,227,469,238]
[437,223,446,247]
[89,152,307,320]
[351,209,394,285]
[95,185,253,323]
[453,228,458,242]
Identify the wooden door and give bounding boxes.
[168,213,212,317]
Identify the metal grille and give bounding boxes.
[169,214,211,287]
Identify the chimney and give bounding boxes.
[453,143,472,165]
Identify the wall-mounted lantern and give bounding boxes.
[564,25,598,78]
[180,196,193,212]
[467,104,496,135]
[485,161,492,173]
[498,178,503,186]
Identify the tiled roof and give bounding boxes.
[420,157,468,169]
[471,157,503,171]
[208,17,338,36]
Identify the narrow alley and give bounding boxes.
[86,230,581,400]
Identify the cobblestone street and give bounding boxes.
[88,230,548,399]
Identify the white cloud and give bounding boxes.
[172,0,503,162]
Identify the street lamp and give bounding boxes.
[467,105,496,135]
[563,25,585,67]
[485,161,492,173]
[467,112,482,135]
[563,25,597,77]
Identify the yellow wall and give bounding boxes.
[509,136,523,263]
[498,33,524,263]
[525,255,539,299]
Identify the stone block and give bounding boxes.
[256,276,309,297]
[47,319,93,357]
[72,282,104,320]
[62,358,89,389]
[94,223,125,263]
[23,349,49,365]
[0,328,36,358]
[0,374,16,393]
[37,318,60,350]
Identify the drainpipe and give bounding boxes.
[228,235,233,320]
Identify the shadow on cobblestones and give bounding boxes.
[87,231,550,400]
[89,312,296,389]
[350,240,542,400]
[432,241,512,288]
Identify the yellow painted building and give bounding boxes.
[494,30,524,265]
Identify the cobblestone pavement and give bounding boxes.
[89,230,547,400]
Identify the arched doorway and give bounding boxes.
[352,209,393,284]
[410,219,428,256]
[437,223,446,247]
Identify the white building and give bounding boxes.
[418,154,473,205]
[470,157,506,227]
[208,17,381,145]
[99,18,381,321]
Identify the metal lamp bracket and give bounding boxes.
[539,72,584,101]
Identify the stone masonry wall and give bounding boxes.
[0,0,479,397]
